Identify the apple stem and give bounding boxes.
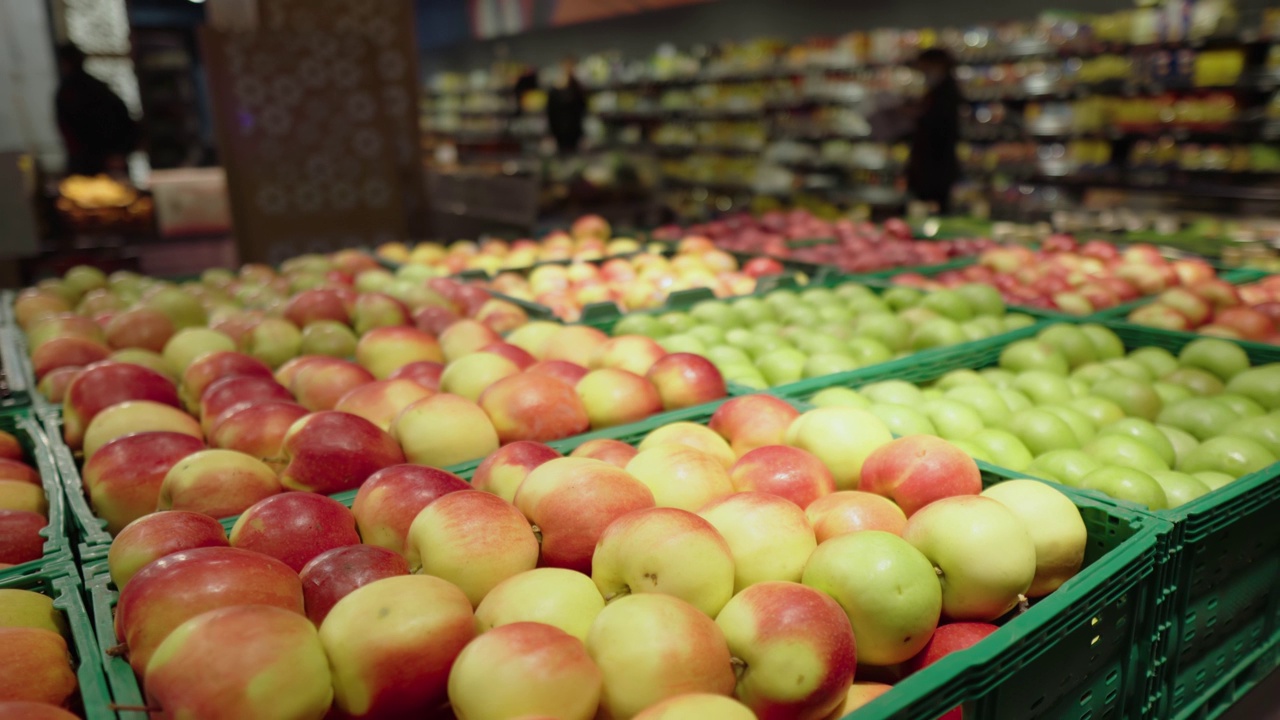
[730,656,748,679]
[934,566,943,577]
[530,524,543,545]
[603,587,631,603]
[106,642,128,657]
[1017,594,1029,613]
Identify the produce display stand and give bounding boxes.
[772,319,1280,719]
[0,410,72,583]
[2,558,114,720]
[0,325,31,410]
[81,560,147,720]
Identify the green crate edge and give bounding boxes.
[2,558,115,720]
[80,559,148,720]
[0,410,73,584]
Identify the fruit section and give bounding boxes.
[0,219,1277,720]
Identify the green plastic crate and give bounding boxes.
[0,411,71,583]
[2,559,114,720]
[0,326,31,410]
[81,560,147,720]
[42,414,115,552]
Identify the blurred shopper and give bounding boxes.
[905,48,961,215]
[55,44,138,176]
[546,57,586,154]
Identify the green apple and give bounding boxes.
[882,287,923,311]
[1002,408,1079,455]
[998,389,1033,414]
[1084,434,1170,474]
[613,314,664,338]
[1040,406,1097,446]
[1002,313,1037,331]
[1192,471,1234,490]
[800,287,837,305]
[795,335,849,356]
[1036,325,1097,369]
[732,297,776,324]
[757,348,809,386]
[705,346,751,366]
[1071,363,1117,386]
[1224,365,1280,410]
[753,322,783,337]
[1149,471,1211,508]
[911,318,967,351]
[1213,394,1265,418]
[1066,378,1091,398]
[1157,398,1241,442]
[725,328,755,350]
[1102,358,1153,382]
[862,381,924,406]
[923,399,985,441]
[659,312,697,334]
[936,369,989,390]
[955,283,1005,317]
[1079,467,1168,509]
[1000,340,1070,376]
[724,369,768,390]
[1161,367,1225,396]
[1178,337,1250,381]
[1098,418,1176,468]
[948,439,992,463]
[1079,324,1125,360]
[979,368,1017,389]
[852,314,911,352]
[846,296,890,315]
[299,320,358,358]
[811,387,871,409]
[1090,378,1163,421]
[968,429,1034,472]
[786,407,894,490]
[801,531,941,666]
[658,334,707,355]
[1128,347,1179,379]
[1152,381,1194,405]
[1220,416,1280,456]
[803,353,860,379]
[1177,436,1278,477]
[764,289,799,310]
[816,323,853,342]
[815,305,854,325]
[1156,424,1200,467]
[743,335,793,360]
[961,317,1003,340]
[945,386,1012,426]
[686,325,726,347]
[1012,371,1075,405]
[980,479,1087,597]
[1027,449,1102,487]
[689,300,739,327]
[899,307,940,328]
[1067,396,1127,427]
[920,290,974,321]
[868,403,938,437]
[921,388,944,401]
[835,284,877,302]
[845,338,893,366]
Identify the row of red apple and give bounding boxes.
[0,429,51,569]
[890,236,1233,316]
[654,210,996,274]
[1127,273,1280,344]
[0,584,78,717]
[803,323,1280,510]
[98,393,1089,719]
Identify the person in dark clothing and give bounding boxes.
[905,48,962,215]
[55,44,138,176]
[545,57,586,154]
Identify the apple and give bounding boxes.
[179,350,274,412]
[393,393,500,468]
[0,460,36,488]
[569,439,639,468]
[785,408,894,490]
[543,325,609,367]
[299,320,359,358]
[801,530,941,665]
[448,622,602,720]
[980,480,1086,597]
[30,336,110,380]
[1221,416,1280,456]
[319,575,475,718]
[279,411,405,494]
[905,621,999,675]
[115,546,305,674]
[143,605,333,719]
[810,387,871,409]
[576,369,664,429]
[1226,365,1280,411]
[633,693,755,720]
[0,628,77,706]
[229,492,361,572]
[157,448,282,519]
[356,326,444,379]
[207,401,308,470]
[350,465,470,557]
[617,443,730,511]
[514,458,655,573]
[198,375,294,434]
[288,357,377,412]
[86,430,209,534]
[439,319,502,362]
[103,307,175,353]
[822,682,894,718]
[387,360,445,391]
[471,441,562,503]
[107,510,229,589]
[13,289,71,329]
[646,353,727,410]
[0,510,47,565]
[640,422,736,469]
[716,581,856,719]
[161,328,237,376]
[1080,467,1169,509]
[591,335,668,376]
[439,352,522,402]
[859,436,982,516]
[474,568,605,642]
[283,288,350,328]
[1149,471,1212,508]
[0,480,45,515]
[352,292,410,335]
[82,400,202,460]
[407,490,539,607]
[480,373,590,443]
[999,340,1069,376]
[332,378,434,432]
[506,321,562,358]
[1178,436,1277,477]
[585,594,736,719]
[727,445,835,509]
[698,492,818,591]
[904,496,1036,621]
[804,491,907,542]
[61,360,182,451]
[36,366,82,402]
[1178,337,1250,382]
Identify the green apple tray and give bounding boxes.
[3,558,115,720]
[773,321,1280,720]
[81,560,148,720]
[0,410,72,584]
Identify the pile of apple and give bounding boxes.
[891,236,1231,316]
[375,215,645,273]
[1126,274,1280,344]
[808,323,1280,510]
[652,211,996,274]
[0,429,50,569]
[479,238,780,323]
[611,281,1036,389]
[0,587,79,717]
[100,394,1088,720]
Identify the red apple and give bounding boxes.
[0,510,46,565]
[525,359,590,386]
[280,411,405,494]
[158,448,283,520]
[386,360,445,391]
[83,431,207,534]
[334,378,434,431]
[288,357,376,411]
[180,350,274,413]
[104,307,175,353]
[353,292,411,335]
[479,373,591,443]
[230,492,362,572]
[107,510,229,588]
[439,319,501,362]
[36,366,82,403]
[299,544,410,625]
[905,622,999,674]
[283,288,351,328]
[0,459,37,486]
[1157,288,1212,326]
[542,325,609,367]
[31,336,110,380]
[569,438,638,467]
[589,335,668,376]
[805,491,908,542]
[199,375,294,434]
[207,401,309,470]
[62,360,182,450]
[729,445,837,509]
[860,436,982,516]
[710,395,802,457]
[480,342,536,370]
[472,441,563,503]
[352,465,472,556]
[645,353,727,411]
[1214,306,1273,340]
[576,368,663,429]
[356,326,444,379]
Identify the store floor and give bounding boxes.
[1219,668,1280,720]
